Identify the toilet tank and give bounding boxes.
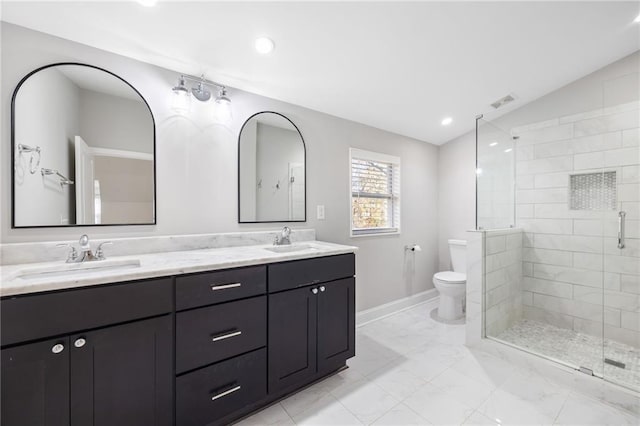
[448,239,467,273]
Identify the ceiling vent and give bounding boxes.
[490,94,516,109]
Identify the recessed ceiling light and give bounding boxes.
[137,0,157,6]
[634,13,640,23]
[489,142,498,147]
[504,148,513,153]
[441,117,453,126]
[255,37,275,55]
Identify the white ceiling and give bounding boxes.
[2,1,639,145]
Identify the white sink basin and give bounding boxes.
[264,244,317,254]
[15,259,141,280]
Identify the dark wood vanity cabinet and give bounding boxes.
[69,316,173,426]
[317,277,356,373]
[1,279,174,426]
[268,285,319,392]
[174,265,269,426]
[1,337,71,426]
[2,317,172,426]
[1,253,355,426]
[268,254,356,394]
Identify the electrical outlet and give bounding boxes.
[317,205,325,220]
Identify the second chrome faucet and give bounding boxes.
[273,226,292,246]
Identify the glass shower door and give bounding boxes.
[476,118,515,230]
[602,72,640,392]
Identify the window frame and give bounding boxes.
[349,148,401,237]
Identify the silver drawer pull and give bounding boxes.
[211,385,241,401]
[212,330,242,342]
[210,282,241,291]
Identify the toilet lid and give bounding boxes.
[434,271,466,283]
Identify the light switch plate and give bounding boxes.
[317,205,325,220]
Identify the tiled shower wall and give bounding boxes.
[484,228,523,336]
[512,100,640,348]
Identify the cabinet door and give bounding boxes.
[1,337,70,426]
[70,316,173,426]
[268,286,317,393]
[317,278,356,373]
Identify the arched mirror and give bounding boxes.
[11,63,155,228]
[238,112,306,223]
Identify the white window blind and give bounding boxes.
[350,148,400,236]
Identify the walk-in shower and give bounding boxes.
[476,70,640,393]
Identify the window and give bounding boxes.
[350,148,400,236]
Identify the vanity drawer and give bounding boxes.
[176,348,267,426]
[1,278,173,347]
[175,265,266,310]
[176,296,266,374]
[268,253,355,293]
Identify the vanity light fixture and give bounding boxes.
[255,37,275,55]
[441,117,453,126]
[170,74,232,122]
[192,79,212,102]
[171,75,191,114]
[214,87,233,122]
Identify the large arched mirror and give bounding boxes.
[238,112,306,223]
[11,63,155,228]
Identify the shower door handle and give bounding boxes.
[618,211,626,249]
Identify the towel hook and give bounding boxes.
[18,144,41,174]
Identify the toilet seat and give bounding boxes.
[434,271,466,284]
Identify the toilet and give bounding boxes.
[433,239,467,321]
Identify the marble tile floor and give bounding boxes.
[496,319,640,391]
[236,302,639,425]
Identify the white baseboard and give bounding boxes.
[356,289,439,327]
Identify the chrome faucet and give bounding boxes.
[78,234,96,261]
[57,234,112,263]
[273,226,292,246]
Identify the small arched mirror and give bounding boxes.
[238,112,306,223]
[12,63,155,228]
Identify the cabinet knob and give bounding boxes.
[51,343,64,354]
[319,286,326,292]
[311,288,319,295]
[74,338,86,348]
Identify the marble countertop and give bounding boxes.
[0,241,357,297]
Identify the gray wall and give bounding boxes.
[437,132,476,270]
[1,23,439,312]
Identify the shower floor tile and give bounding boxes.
[495,319,640,390]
